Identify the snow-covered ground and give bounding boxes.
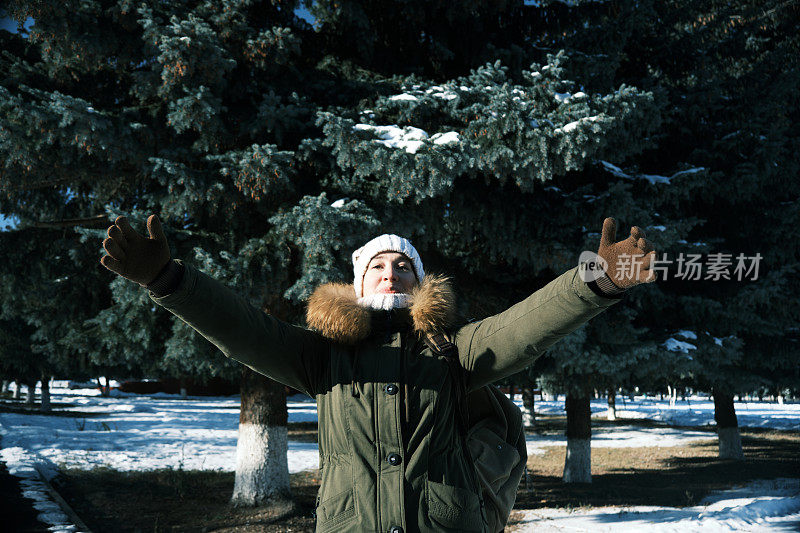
[0,387,319,473]
[1,383,798,532]
[510,478,800,532]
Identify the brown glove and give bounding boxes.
[597,217,657,289]
[100,215,171,286]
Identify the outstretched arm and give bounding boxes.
[149,262,330,396]
[99,215,330,396]
[455,218,657,391]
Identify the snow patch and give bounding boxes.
[354,124,459,153]
[430,131,460,145]
[0,444,77,531]
[554,91,572,103]
[641,173,672,185]
[556,115,601,133]
[599,161,706,186]
[511,478,800,532]
[664,338,697,353]
[389,93,418,102]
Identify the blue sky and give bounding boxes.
[0,14,34,34]
[0,214,19,231]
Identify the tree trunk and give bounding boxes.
[40,375,51,412]
[777,393,785,405]
[97,376,110,397]
[13,380,21,400]
[180,376,188,399]
[713,388,744,459]
[231,366,294,511]
[562,395,591,483]
[25,380,36,405]
[521,386,536,429]
[1,380,8,394]
[607,388,616,421]
[508,382,515,402]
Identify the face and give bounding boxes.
[361,252,418,297]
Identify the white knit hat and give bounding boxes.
[352,234,424,297]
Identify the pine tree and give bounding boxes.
[544,0,800,460]
[612,0,798,458]
[0,223,112,408]
[1,0,332,507]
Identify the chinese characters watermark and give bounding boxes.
[579,252,763,282]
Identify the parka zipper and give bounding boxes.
[401,333,410,426]
[350,347,361,398]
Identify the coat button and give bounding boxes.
[387,453,402,466]
[384,383,398,395]
[388,527,403,533]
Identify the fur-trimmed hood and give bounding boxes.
[306,275,457,344]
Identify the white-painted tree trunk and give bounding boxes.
[40,376,51,412]
[13,380,21,400]
[97,376,111,397]
[777,394,784,405]
[179,376,189,399]
[668,385,677,407]
[25,381,36,404]
[563,395,592,484]
[522,407,535,428]
[718,427,744,459]
[562,439,591,483]
[713,389,744,460]
[607,389,616,421]
[521,387,536,429]
[230,366,293,510]
[231,423,291,505]
[1,380,8,394]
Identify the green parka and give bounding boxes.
[150,262,620,532]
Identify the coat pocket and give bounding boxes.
[315,488,356,532]
[467,425,523,491]
[426,479,484,531]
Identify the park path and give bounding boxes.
[0,457,50,532]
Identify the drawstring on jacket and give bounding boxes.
[404,383,410,425]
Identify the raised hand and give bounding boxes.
[597,217,657,289]
[100,215,171,286]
